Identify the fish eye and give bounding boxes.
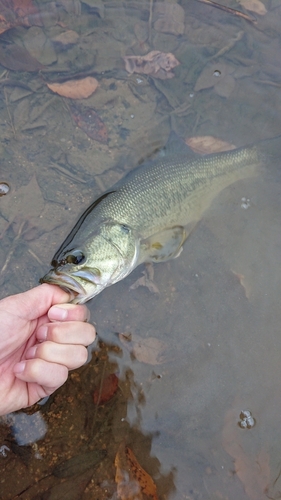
[65,250,86,265]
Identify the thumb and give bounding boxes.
[6,284,71,321]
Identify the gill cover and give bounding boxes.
[41,221,140,302]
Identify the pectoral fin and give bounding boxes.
[139,226,187,263]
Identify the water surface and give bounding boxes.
[0,1,281,498]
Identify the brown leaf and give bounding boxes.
[47,77,99,99]
[153,3,185,35]
[52,30,79,46]
[0,0,41,34]
[185,136,236,155]
[123,51,180,80]
[237,0,267,15]
[130,263,159,294]
[115,443,158,500]
[231,270,251,299]
[194,62,235,97]
[222,408,270,499]
[0,44,43,71]
[70,104,108,143]
[92,373,119,405]
[214,74,236,97]
[7,0,41,22]
[119,332,167,365]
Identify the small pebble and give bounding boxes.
[241,197,251,209]
[238,409,256,429]
[0,182,10,196]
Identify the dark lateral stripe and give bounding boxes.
[52,191,115,264]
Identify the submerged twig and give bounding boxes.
[148,0,153,44]
[4,87,16,137]
[209,31,244,60]
[0,220,25,275]
[255,80,281,88]
[196,0,257,23]
[28,248,43,265]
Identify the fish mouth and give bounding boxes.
[40,269,95,304]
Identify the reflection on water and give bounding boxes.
[0,0,281,498]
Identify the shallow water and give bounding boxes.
[1,1,281,498]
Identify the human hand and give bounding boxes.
[0,284,96,416]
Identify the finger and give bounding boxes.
[48,303,91,322]
[6,284,71,321]
[25,342,88,370]
[14,358,68,389]
[36,321,96,345]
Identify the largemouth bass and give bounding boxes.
[40,135,281,303]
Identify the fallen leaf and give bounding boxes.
[119,332,167,365]
[194,62,236,97]
[134,21,149,44]
[70,104,108,143]
[185,136,236,154]
[130,263,159,294]
[214,74,235,97]
[46,77,99,99]
[0,0,41,34]
[231,270,251,299]
[222,408,270,498]
[92,373,119,405]
[115,443,158,500]
[153,3,185,35]
[123,50,180,80]
[6,0,41,23]
[52,30,79,46]
[0,44,43,71]
[81,0,105,18]
[237,0,267,15]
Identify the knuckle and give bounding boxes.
[59,366,69,385]
[36,341,52,360]
[77,346,88,365]
[84,324,96,344]
[49,324,61,343]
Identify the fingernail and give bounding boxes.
[14,362,26,374]
[49,306,68,321]
[26,346,37,358]
[37,326,48,341]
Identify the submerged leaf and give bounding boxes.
[222,408,270,498]
[47,77,99,99]
[52,30,79,46]
[153,3,185,35]
[0,0,41,34]
[123,50,180,79]
[237,0,267,15]
[0,44,43,71]
[115,443,158,500]
[194,62,236,97]
[185,136,236,154]
[53,449,105,478]
[70,104,108,143]
[93,373,119,405]
[119,332,167,365]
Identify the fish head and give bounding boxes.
[40,222,139,304]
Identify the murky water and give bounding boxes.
[0,1,281,498]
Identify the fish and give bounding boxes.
[40,135,281,303]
